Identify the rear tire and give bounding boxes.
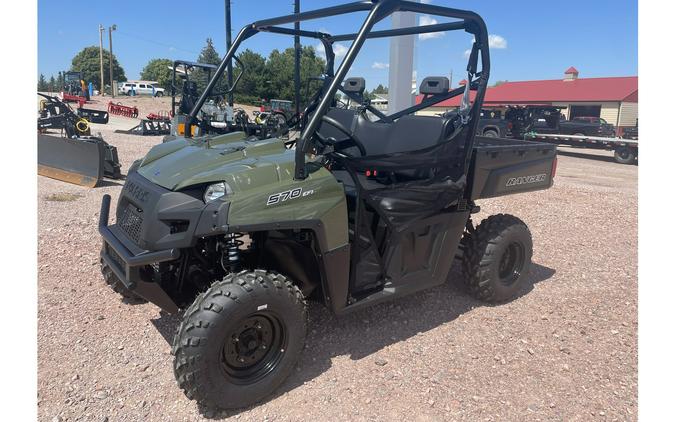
[614,147,636,164]
[100,261,147,303]
[482,130,498,138]
[460,214,533,303]
[172,270,307,411]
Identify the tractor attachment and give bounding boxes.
[146,111,171,121]
[38,134,121,187]
[115,119,171,136]
[107,101,139,118]
[77,108,110,124]
[60,92,87,107]
[37,93,122,187]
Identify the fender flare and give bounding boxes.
[227,220,351,313]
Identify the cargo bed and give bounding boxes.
[468,136,557,200]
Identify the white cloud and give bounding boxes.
[420,0,433,3]
[418,15,444,40]
[488,34,507,49]
[463,34,507,58]
[372,61,389,70]
[314,42,349,60]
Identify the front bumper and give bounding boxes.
[99,194,181,313]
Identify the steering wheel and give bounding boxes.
[314,115,367,157]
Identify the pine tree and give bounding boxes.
[57,71,64,91]
[197,38,221,65]
[38,74,48,91]
[48,75,56,93]
[194,38,224,93]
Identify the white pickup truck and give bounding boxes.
[119,82,165,97]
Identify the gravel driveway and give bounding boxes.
[37,116,637,421]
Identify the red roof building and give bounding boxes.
[417,68,638,129]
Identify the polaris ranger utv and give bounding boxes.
[98,0,557,411]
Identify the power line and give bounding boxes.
[115,30,199,56]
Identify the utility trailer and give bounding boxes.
[525,132,638,165]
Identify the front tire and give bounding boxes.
[172,270,307,411]
[460,214,533,303]
[482,130,498,138]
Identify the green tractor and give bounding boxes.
[98,0,557,411]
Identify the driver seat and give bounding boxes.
[179,81,199,114]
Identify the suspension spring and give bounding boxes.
[221,233,244,271]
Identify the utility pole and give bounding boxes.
[99,25,105,96]
[294,0,301,115]
[108,24,117,98]
[225,0,233,106]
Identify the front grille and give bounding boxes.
[118,203,144,244]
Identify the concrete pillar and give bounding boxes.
[387,9,416,114]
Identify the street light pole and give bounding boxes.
[108,24,117,98]
[99,24,105,96]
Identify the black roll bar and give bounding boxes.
[184,0,490,181]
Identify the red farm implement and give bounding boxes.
[60,92,87,107]
[107,102,139,118]
[146,111,171,121]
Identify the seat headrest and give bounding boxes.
[343,77,365,95]
[419,77,450,95]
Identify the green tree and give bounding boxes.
[140,58,173,90]
[197,38,221,64]
[71,46,126,90]
[372,84,388,94]
[48,75,56,92]
[194,38,224,92]
[57,71,64,91]
[491,80,508,87]
[38,74,48,91]
[233,49,266,104]
[262,46,325,104]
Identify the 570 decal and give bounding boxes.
[266,187,314,206]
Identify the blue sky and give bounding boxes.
[38,0,637,89]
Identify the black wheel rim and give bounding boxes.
[498,241,525,286]
[618,150,630,159]
[221,312,286,384]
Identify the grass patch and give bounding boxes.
[45,192,83,202]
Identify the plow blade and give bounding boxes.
[38,134,121,187]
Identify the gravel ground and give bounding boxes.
[37,117,637,421]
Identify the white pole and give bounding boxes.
[387,6,416,114]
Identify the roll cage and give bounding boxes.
[170,59,244,117]
[187,0,490,180]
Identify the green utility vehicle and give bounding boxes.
[98,0,557,411]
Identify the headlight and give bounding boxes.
[204,182,232,202]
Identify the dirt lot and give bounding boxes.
[37,108,637,421]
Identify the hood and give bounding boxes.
[137,132,296,191]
